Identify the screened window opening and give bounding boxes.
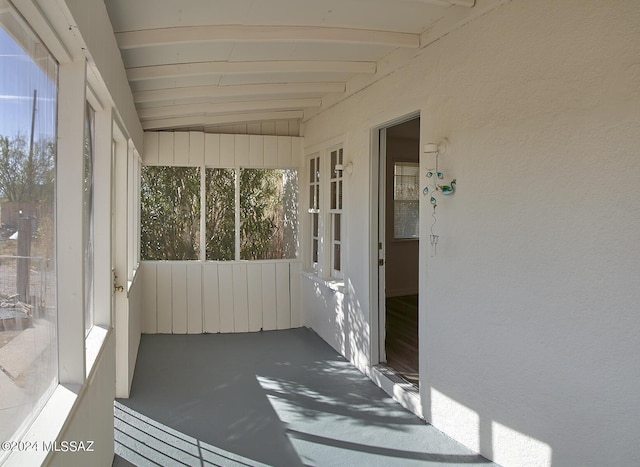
[142,166,299,262]
[394,162,419,239]
[239,169,298,260]
[140,166,201,260]
[0,0,58,452]
[205,168,235,261]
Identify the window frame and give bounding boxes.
[305,142,345,281]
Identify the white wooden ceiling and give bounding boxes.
[104,0,478,132]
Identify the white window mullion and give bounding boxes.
[234,167,240,261]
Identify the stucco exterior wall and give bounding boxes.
[302,1,640,465]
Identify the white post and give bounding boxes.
[56,60,87,385]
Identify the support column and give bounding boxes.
[56,59,87,386]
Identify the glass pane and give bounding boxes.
[0,1,58,450]
[312,213,318,237]
[394,162,420,200]
[309,158,315,183]
[394,162,420,239]
[309,184,314,210]
[84,102,94,335]
[205,168,235,261]
[394,200,419,239]
[338,180,343,210]
[312,239,318,264]
[334,213,341,242]
[140,166,201,260]
[331,150,337,176]
[334,243,341,272]
[240,169,298,260]
[331,181,337,210]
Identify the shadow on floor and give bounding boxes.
[114,327,493,466]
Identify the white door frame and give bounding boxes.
[369,111,420,367]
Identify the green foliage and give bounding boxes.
[142,166,299,262]
[205,168,235,260]
[140,166,201,260]
[0,133,55,202]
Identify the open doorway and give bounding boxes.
[379,116,420,386]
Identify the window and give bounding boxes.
[393,162,419,239]
[239,168,298,260]
[84,102,95,334]
[308,154,320,270]
[329,148,343,278]
[142,166,299,261]
[205,168,235,261]
[0,0,58,454]
[306,144,345,280]
[140,166,201,260]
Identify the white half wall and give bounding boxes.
[141,261,302,334]
[302,0,640,466]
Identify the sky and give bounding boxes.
[0,26,57,142]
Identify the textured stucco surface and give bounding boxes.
[302,0,640,465]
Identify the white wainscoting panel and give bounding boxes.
[140,261,302,334]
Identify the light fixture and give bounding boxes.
[334,161,353,175]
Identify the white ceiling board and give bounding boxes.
[105,0,448,33]
[218,72,354,86]
[130,75,225,93]
[121,43,235,68]
[134,82,345,106]
[228,42,394,63]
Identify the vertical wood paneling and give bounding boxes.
[158,132,174,166]
[141,262,157,333]
[291,137,303,167]
[156,262,173,333]
[234,135,250,167]
[187,263,203,334]
[189,131,204,166]
[261,121,275,135]
[143,132,159,165]
[247,263,263,332]
[277,136,293,167]
[172,263,188,334]
[232,123,247,134]
[232,264,249,332]
[289,262,302,328]
[276,263,291,329]
[174,132,190,166]
[218,263,234,332]
[263,136,278,167]
[219,134,235,167]
[289,120,300,137]
[261,264,277,330]
[203,264,220,333]
[247,122,261,134]
[249,135,264,167]
[204,133,220,166]
[275,120,289,136]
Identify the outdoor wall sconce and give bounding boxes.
[334,162,353,175]
[422,138,455,256]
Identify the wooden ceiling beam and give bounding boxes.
[138,98,321,120]
[127,60,375,81]
[142,110,304,130]
[403,0,475,6]
[134,82,345,104]
[116,25,419,50]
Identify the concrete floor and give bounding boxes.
[114,328,493,466]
